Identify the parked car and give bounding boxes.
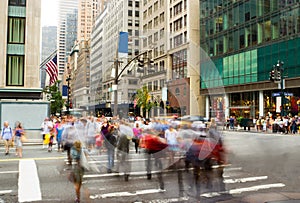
[180,115,210,123]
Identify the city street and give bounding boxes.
[0,131,300,203]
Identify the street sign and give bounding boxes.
[272,92,293,97]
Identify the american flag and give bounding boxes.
[45,54,58,85]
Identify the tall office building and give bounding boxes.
[77,0,102,42]
[200,0,300,119]
[65,9,78,60]
[57,0,78,76]
[140,0,168,117]
[41,26,57,88]
[91,0,141,117]
[140,0,201,116]
[90,8,108,110]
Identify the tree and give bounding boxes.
[43,81,65,116]
[134,86,155,118]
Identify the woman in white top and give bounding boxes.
[164,125,179,166]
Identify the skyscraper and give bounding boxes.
[57,0,78,76]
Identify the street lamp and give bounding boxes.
[112,50,152,117]
[66,76,71,115]
[276,61,285,116]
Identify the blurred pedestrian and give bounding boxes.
[140,132,167,190]
[164,125,179,167]
[70,140,84,203]
[41,117,53,149]
[104,125,117,173]
[1,121,14,155]
[62,117,79,166]
[86,116,97,151]
[132,122,142,153]
[55,119,65,152]
[14,121,25,158]
[116,129,131,181]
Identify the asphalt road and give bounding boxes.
[0,131,300,203]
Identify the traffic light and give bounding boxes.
[138,57,144,68]
[269,69,275,82]
[137,57,144,73]
[149,59,154,66]
[275,69,281,82]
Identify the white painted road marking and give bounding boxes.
[0,171,18,174]
[18,159,42,202]
[90,188,166,199]
[201,183,285,198]
[224,176,268,184]
[0,190,12,194]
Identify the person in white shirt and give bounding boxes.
[164,125,179,166]
[41,117,53,149]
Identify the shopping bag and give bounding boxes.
[21,135,28,143]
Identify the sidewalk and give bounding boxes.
[222,126,300,136]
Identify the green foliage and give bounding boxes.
[236,116,244,124]
[43,81,64,116]
[134,86,155,117]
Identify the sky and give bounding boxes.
[41,0,58,27]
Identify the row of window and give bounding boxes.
[200,0,299,18]
[9,0,26,6]
[170,0,187,18]
[143,12,165,31]
[142,28,165,48]
[7,1,26,86]
[128,0,139,8]
[201,13,300,57]
[147,79,166,91]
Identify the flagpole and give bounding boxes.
[40,49,57,69]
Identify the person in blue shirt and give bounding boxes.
[14,121,25,158]
[1,121,14,155]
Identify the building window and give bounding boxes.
[175,88,180,96]
[148,82,152,91]
[8,17,25,44]
[9,0,26,6]
[7,55,24,86]
[154,80,158,90]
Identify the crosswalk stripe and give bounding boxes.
[148,196,189,203]
[0,190,12,194]
[201,183,285,198]
[224,176,268,184]
[90,188,166,199]
[18,159,42,202]
[0,171,18,174]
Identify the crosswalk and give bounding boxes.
[83,160,286,203]
[0,154,287,203]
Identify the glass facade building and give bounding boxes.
[200,0,300,119]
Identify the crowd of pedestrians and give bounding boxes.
[225,114,300,134]
[1,114,225,202]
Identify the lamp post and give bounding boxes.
[276,61,285,116]
[112,50,151,117]
[66,76,71,115]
